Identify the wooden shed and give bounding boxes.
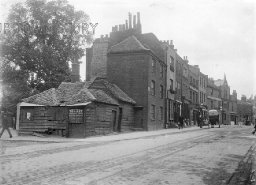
[17,80,136,138]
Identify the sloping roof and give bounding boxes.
[22,88,59,106]
[89,78,136,104]
[109,35,150,53]
[108,33,165,62]
[136,33,165,62]
[22,81,119,106]
[89,89,119,105]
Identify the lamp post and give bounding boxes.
[220,106,223,126]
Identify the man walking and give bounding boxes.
[0,111,13,138]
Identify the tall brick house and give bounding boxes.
[188,64,200,124]
[107,34,167,131]
[86,12,142,81]
[160,40,176,127]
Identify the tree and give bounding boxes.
[0,0,92,112]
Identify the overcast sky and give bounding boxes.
[1,0,255,99]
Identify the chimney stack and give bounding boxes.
[128,12,132,29]
[137,12,141,24]
[71,56,80,82]
[133,15,136,28]
[125,20,128,30]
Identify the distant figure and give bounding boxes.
[179,116,184,129]
[0,111,13,138]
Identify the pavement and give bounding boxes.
[0,125,203,143]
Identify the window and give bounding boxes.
[170,56,175,72]
[160,64,164,78]
[160,85,164,99]
[196,93,198,103]
[211,101,213,109]
[211,89,213,96]
[151,80,155,96]
[170,79,173,90]
[152,59,156,73]
[204,94,205,103]
[190,90,192,100]
[160,106,163,120]
[151,105,156,120]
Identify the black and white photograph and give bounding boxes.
[0,0,255,184]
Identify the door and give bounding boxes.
[68,108,85,137]
[117,108,122,132]
[111,110,117,132]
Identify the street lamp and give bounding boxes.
[220,106,223,125]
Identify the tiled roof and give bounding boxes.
[22,81,119,106]
[109,35,149,53]
[22,88,59,106]
[89,78,136,104]
[89,89,119,105]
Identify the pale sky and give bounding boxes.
[1,0,255,99]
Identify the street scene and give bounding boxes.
[0,125,256,185]
[0,0,256,184]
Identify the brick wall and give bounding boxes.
[107,53,149,130]
[89,41,109,80]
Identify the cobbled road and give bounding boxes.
[0,126,255,185]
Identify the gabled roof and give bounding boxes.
[89,78,136,104]
[22,88,59,106]
[108,33,165,62]
[109,35,149,53]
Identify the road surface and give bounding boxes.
[0,125,255,185]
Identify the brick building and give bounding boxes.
[161,40,176,127]
[214,74,231,124]
[237,96,253,125]
[188,64,200,124]
[107,34,166,131]
[207,78,222,111]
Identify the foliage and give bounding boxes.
[0,0,92,112]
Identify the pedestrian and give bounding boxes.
[252,124,256,135]
[0,111,13,138]
[179,116,184,129]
